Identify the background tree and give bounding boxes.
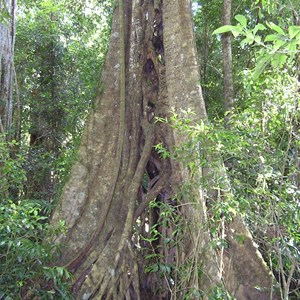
[221,0,234,121]
[14,0,111,202]
[0,0,17,199]
[0,0,16,139]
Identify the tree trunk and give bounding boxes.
[0,0,16,139]
[0,0,16,197]
[222,0,234,121]
[51,1,279,299]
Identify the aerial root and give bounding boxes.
[86,240,140,300]
[105,240,140,300]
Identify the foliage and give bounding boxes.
[213,15,300,80]
[0,200,72,299]
[1,0,300,298]
[193,0,256,118]
[14,0,112,201]
[143,117,238,297]
[160,66,300,296]
[207,6,300,296]
[0,136,73,299]
[143,200,181,271]
[0,138,26,196]
[210,12,300,298]
[0,1,114,297]
[0,0,11,25]
[193,0,223,117]
[142,3,300,297]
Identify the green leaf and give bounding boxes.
[265,34,282,42]
[287,40,298,52]
[253,23,267,35]
[232,29,243,38]
[252,53,272,80]
[212,25,242,37]
[240,37,254,48]
[288,26,300,39]
[254,35,262,44]
[55,266,64,277]
[266,22,285,35]
[235,14,247,27]
[146,263,159,273]
[145,253,161,260]
[271,53,286,68]
[273,39,286,51]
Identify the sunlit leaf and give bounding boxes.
[240,37,254,48]
[254,35,262,44]
[265,34,282,42]
[273,39,286,51]
[271,53,287,68]
[213,25,242,37]
[287,40,298,52]
[235,14,247,27]
[252,54,272,80]
[266,22,285,35]
[288,26,300,39]
[253,23,267,35]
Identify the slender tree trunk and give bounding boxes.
[222,0,234,121]
[51,1,279,299]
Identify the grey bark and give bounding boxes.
[0,0,16,139]
[222,0,234,120]
[0,0,16,197]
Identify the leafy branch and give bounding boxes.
[213,14,300,80]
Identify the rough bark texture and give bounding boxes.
[52,1,278,299]
[223,217,280,300]
[0,0,16,197]
[0,0,16,138]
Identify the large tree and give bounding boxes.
[0,0,17,197]
[0,0,16,138]
[0,0,17,135]
[51,1,279,299]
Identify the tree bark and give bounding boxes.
[222,0,234,121]
[0,0,16,139]
[51,1,279,299]
[0,0,16,197]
